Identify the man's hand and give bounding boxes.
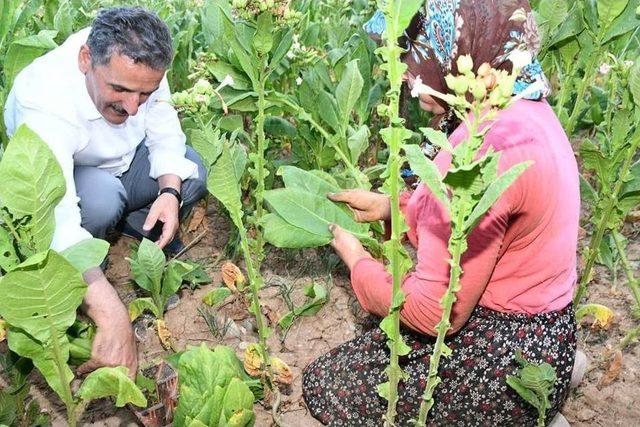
[79,268,137,379]
[144,174,182,249]
[328,190,391,223]
[329,224,373,270]
[144,193,180,249]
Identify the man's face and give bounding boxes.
[78,45,165,125]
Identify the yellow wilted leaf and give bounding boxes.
[221,262,245,292]
[576,303,614,329]
[157,319,173,350]
[243,343,264,377]
[270,357,292,386]
[0,318,6,342]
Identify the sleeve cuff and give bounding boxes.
[147,150,199,181]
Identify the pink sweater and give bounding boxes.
[351,99,580,336]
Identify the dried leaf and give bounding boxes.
[187,203,207,232]
[575,303,614,329]
[221,262,245,292]
[157,319,173,350]
[0,318,6,342]
[271,357,292,386]
[243,343,263,377]
[598,350,623,388]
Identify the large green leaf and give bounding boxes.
[262,213,328,248]
[597,0,629,28]
[602,0,640,42]
[317,90,341,134]
[269,28,293,69]
[548,3,584,47]
[76,366,146,407]
[0,125,66,252]
[128,297,160,321]
[403,144,450,211]
[0,250,86,343]
[221,377,255,426]
[207,142,245,226]
[59,238,109,273]
[4,30,57,88]
[253,12,273,55]
[463,161,532,232]
[335,59,364,128]
[264,188,368,244]
[7,327,74,400]
[278,166,340,195]
[129,238,165,296]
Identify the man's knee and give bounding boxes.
[182,146,208,205]
[78,178,127,235]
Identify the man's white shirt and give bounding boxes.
[4,28,198,251]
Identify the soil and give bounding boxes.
[2,200,640,426]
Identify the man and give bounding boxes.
[4,7,207,376]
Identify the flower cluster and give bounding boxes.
[231,0,302,26]
[187,51,219,82]
[410,55,516,112]
[286,34,322,66]
[172,75,235,115]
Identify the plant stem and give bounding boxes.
[612,231,640,312]
[49,325,76,426]
[565,49,601,135]
[254,69,268,261]
[574,129,640,304]
[620,325,640,350]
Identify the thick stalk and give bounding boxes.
[574,130,640,304]
[49,325,76,426]
[612,231,640,311]
[565,50,601,135]
[381,5,406,423]
[415,194,467,424]
[254,69,268,259]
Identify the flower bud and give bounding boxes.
[194,78,213,95]
[457,55,474,75]
[477,62,492,78]
[470,80,487,100]
[483,73,497,91]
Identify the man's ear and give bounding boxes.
[78,44,91,74]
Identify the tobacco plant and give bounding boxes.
[406,59,532,424]
[573,58,640,310]
[506,350,557,427]
[127,238,196,350]
[371,1,424,424]
[535,0,640,135]
[0,125,145,426]
[198,128,283,423]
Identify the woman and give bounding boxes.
[302,1,580,426]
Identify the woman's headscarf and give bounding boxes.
[365,0,550,109]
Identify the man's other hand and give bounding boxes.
[79,268,137,379]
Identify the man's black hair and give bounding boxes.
[87,7,173,70]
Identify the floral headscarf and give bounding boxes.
[365,0,550,106]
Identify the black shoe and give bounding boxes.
[120,222,146,241]
[120,222,185,257]
[163,237,186,258]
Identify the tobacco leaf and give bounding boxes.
[76,366,146,407]
[221,261,245,292]
[0,125,66,253]
[263,188,368,248]
[157,319,173,350]
[128,238,165,297]
[203,288,233,308]
[59,238,109,273]
[128,298,160,321]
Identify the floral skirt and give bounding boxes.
[302,304,576,426]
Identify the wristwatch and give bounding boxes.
[158,187,183,207]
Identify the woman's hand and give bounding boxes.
[329,224,373,271]
[328,190,391,223]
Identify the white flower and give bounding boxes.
[216,74,235,91]
[624,60,634,68]
[599,63,612,75]
[295,76,303,86]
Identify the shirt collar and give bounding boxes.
[73,66,103,121]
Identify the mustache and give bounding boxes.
[110,104,127,115]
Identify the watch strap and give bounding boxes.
[158,187,183,207]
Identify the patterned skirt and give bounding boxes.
[302,304,576,426]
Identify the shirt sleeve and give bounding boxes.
[6,103,93,252]
[144,76,199,181]
[350,192,510,336]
